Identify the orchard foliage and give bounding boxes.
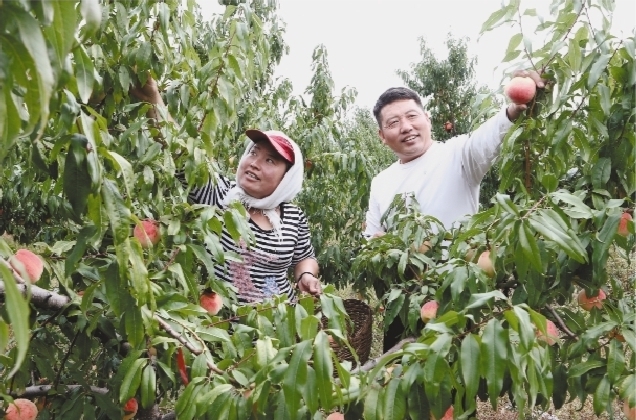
[0,1,634,420]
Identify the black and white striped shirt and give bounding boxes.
[184,174,315,303]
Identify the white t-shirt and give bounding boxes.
[364,108,513,237]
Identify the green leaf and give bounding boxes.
[102,179,132,245]
[461,334,481,401]
[567,359,606,378]
[63,134,92,221]
[125,306,144,348]
[282,340,312,419]
[567,38,582,71]
[313,331,333,407]
[140,363,157,409]
[383,378,407,420]
[592,375,610,415]
[73,46,96,104]
[465,291,507,310]
[607,338,625,385]
[119,358,146,404]
[518,222,542,272]
[44,0,76,66]
[105,151,135,202]
[0,264,30,378]
[364,383,383,420]
[587,53,612,88]
[5,6,54,138]
[480,318,507,410]
[591,158,612,190]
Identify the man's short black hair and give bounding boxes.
[372,87,425,127]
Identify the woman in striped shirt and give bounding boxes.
[186,129,322,304]
[131,78,322,304]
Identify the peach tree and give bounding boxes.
[0,1,634,420]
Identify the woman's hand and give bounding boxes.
[298,274,322,296]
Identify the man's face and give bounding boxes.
[378,99,432,163]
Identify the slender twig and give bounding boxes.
[153,314,226,376]
[546,304,578,339]
[54,331,81,388]
[350,337,416,374]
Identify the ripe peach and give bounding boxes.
[536,320,559,346]
[623,399,636,420]
[477,251,495,278]
[504,77,536,105]
[411,240,432,254]
[9,249,44,284]
[326,413,345,420]
[432,406,454,420]
[577,289,606,311]
[420,301,439,323]
[444,121,453,132]
[134,219,160,248]
[6,398,38,420]
[200,292,223,316]
[123,397,138,420]
[618,212,632,237]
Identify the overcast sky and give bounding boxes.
[199,0,635,111]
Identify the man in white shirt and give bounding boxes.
[364,71,544,351]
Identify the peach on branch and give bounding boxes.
[618,212,632,237]
[577,289,606,311]
[623,399,636,420]
[123,397,138,420]
[134,219,161,248]
[326,413,345,420]
[200,292,223,316]
[411,240,432,254]
[9,249,44,284]
[420,300,439,323]
[504,76,537,105]
[477,251,495,278]
[536,320,559,346]
[432,406,454,420]
[6,398,38,420]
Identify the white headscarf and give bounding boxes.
[222,133,304,239]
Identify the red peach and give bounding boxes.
[200,292,223,316]
[577,289,606,311]
[134,219,160,248]
[477,251,495,278]
[536,320,559,346]
[9,249,44,284]
[123,397,138,420]
[6,398,38,420]
[420,301,439,323]
[504,77,537,105]
[624,399,636,420]
[618,212,632,237]
[432,406,454,420]
[326,413,345,420]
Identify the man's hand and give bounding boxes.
[506,69,545,121]
[298,274,322,296]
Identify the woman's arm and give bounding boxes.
[294,258,321,296]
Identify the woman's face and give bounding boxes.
[236,142,288,199]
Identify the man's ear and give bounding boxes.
[378,128,387,145]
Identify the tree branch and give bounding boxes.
[351,337,416,374]
[9,384,109,398]
[0,281,71,309]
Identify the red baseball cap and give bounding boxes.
[245,129,295,165]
